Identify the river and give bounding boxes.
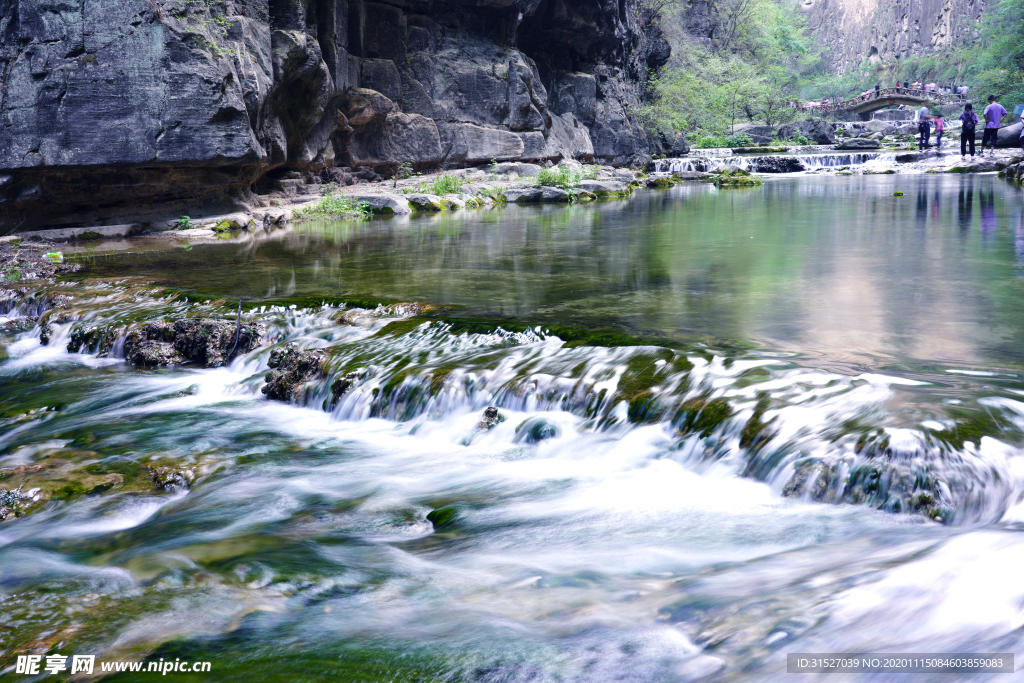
[2,174,1023,681]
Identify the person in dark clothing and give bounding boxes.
[916,104,931,149]
[960,103,978,159]
[875,84,880,98]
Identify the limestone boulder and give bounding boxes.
[576,180,630,196]
[996,122,1024,148]
[346,113,443,169]
[349,194,412,215]
[405,194,444,211]
[778,118,836,145]
[442,123,525,165]
[836,138,881,150]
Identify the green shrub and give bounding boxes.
[535,164,597,190]
[479,187,506,203]
[294,194,370,220]
[418,173,464,195]
[176,215,193,230]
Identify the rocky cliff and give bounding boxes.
[801,0,988,74]
[0,0,670,231]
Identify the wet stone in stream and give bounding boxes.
[262,344,327,402]
[122,318,266,367]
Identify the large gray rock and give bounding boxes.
[577,180,630,196]
[996,122,1024,148]
[442,123,525,164]
[345,113,443,169]
[777,118,836,145]
[405,194,444,211]
[349,194,412,215]
[805,0,986,75]
[749,156,807,173]
[544,113,595,161]
[503,188,543,203]
[836,138,881,150]
[1,0,668,231]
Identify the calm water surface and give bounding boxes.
[2,175,1024,682]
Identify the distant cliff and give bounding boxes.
[800,0,988,74]
[0,0,670,231]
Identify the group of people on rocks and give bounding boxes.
[913,95,1023,159]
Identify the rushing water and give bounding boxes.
[2,175,1024,681]
[653,153,899,173]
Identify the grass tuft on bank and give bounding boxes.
[294,194,370,220]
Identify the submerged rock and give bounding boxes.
[151,467,195,493]
[426,505,461,531]
[0,486,25,520]
[514,417,560,444]
[123,318,265,367]
[262,344,326,403]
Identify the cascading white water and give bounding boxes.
[653,152,901,174]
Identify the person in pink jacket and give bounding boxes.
[934,114,945,148]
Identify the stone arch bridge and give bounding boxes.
[839,87,968,120]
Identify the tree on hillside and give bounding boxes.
[637,0,684,29]
[973,0,1024,105]
[757,80,798,127]
[707,0,757,53]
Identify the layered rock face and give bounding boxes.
[0,0,669,231]
[801,0,987,74]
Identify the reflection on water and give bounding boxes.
[87,174,1024,368]
[4,175,1024,682]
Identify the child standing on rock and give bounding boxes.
[934,114,945,148]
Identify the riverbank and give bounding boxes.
[4,143,1021,246]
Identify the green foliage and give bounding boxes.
[319,182,339,196]
[294,194,370,220]
[692,132,754,149]
[392,161,415,188]
[479,187,506,203]
[973,0,1024,106]
[535,165,597,189]
[176,215,194,230]
[418,174,464,195]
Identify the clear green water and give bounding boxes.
[85,174,1024,367]
[2,176,1024,681]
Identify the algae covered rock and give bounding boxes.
[151,467,195,492]
[405,194,444,211]
[426,505,461,531]
[124,318,265,368]
[262,344,327,403]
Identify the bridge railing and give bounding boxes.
[838,87,967,111]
